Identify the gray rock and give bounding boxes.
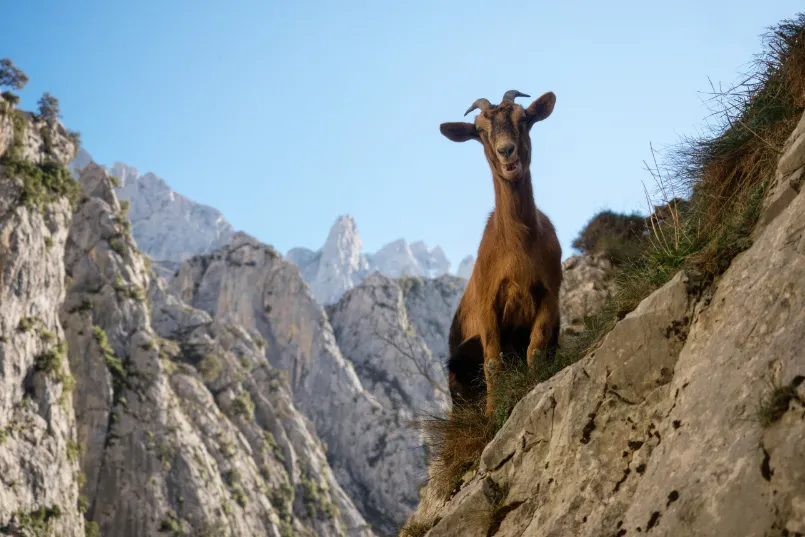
[559,253,616,335]
[60,163,374,537]
[0,111,84,536]
[66,152,235,266]
[171,233,430,534]
[286,215,457,305]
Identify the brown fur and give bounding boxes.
[441,92,563,415]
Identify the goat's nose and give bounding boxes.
[497,143,515,158]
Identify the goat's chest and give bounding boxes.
[494,276,543,328]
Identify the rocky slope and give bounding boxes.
[69,151,235,267]
[401,109,805,537]
[559,253,617,335]
[287,215,455,305]
[170,233,445,535]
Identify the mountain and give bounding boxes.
[1,108,376,536]
[170,232,458,535]
[69,152,235,266]
[286,215,370,306]
[287,215,457,305]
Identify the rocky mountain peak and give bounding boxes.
[287,214,460,305]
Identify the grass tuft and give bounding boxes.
[756,376,804,427]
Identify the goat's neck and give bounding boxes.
[492,171,538,242]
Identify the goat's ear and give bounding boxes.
[440,122,479,143]
[525,92,556,125]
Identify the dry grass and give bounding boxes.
[398,519,434,537]
[756,375,804,427]
[665,13,805,275]
[410,12,805,510]
[418,404,495,499]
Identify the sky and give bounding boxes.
[4,0,803,268]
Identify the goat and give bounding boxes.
[440,90,563,415]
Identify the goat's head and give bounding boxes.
[440,90,556,182]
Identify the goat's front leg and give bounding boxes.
[527,292,559,368]
[481,320,502,417]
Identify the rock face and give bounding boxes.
[111,163,235,264]
[287,215,370,306]
[60,163,374,537]
[171,234,444,535]
[68,152,235,266]
[0,111,84,537]
[2,107,376,536]
[327,273,450,412]
[400,274,466,367]
[559,253,616,335]
[287,215,456,305]
[402,109,805,537]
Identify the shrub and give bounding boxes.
[1,90,20,106]
[300,476,337,520]
[231,391,255,420]
[572,209,647,263]
[84,521,100,537]
[18,316,36,332]
[35,342,66,376]
[196,354,221,382]
[37,92,60,123]
[93,325,128,405]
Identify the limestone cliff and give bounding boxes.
[170,235,434,535]
[0,108,84,537]
[400,107,805,537]
[68,152,235,267]
[1,104,375,536]
[60,164,374,537]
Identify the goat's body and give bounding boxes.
[439,91,562,414]
[448,187,562,411]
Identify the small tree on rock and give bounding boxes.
[37,92,61,123]
[0,58,29,90]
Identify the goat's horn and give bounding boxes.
[464,98,492,117]
[501,90,530,103]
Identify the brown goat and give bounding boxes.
[441,90,563,416]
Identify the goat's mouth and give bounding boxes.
[500,159,521,180]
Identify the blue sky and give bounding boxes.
[5,1,803,267]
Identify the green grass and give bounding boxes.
[35,342,66,377]
[300,476,337,520]
[84,520,100,537]
[93,325,128,405]
[1,505,62,536]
